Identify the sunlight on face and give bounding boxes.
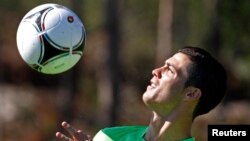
[142,53,192,115]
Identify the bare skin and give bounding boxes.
[143,53,200,141]
[56,121,92,141]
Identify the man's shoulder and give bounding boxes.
[93,125,148,141]
[93,126,195,141]
[102,125,148,133]
[181,137,195,141]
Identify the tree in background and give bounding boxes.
[156,0,173,66]
[96,0,122,126]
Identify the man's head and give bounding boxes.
[143,49,193,116]
[178,46,227,119]
[143,46,227,119]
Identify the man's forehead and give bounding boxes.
[167,53,191,78]
[166,53,191,66]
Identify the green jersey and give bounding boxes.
[93,126,195,141]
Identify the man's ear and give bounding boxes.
[184,87,201,101]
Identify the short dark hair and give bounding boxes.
[178,46,227,119]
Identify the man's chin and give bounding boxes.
[142,91,155,104]
[142,95,157,112]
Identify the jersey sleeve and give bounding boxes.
[93,126,148,141]
[93,130,113,141]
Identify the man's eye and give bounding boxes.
[162,67,174,76]
[169,69,174,74]
[168,66,175,74]
[167,69,174,76]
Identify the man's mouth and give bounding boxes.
[147,80,158,89]
[150,83,156,88]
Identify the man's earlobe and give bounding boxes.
[185,88,201,101]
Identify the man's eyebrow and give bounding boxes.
[165,61,172,66]
[165,61,176,69]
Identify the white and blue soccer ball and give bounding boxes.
[16,3,86,74]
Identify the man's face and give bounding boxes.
[142,52,192,115]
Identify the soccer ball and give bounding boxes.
[16,3,86,74]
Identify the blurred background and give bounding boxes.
[0,0,250,141]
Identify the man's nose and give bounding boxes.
[152,67,162,78]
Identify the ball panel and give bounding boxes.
[16,21,44,64]
[39,35,67,63]
[44,22,72,49]
[42,8,60,31]
[44,8,84,49]
[40,53,82,74]
[71,26,85,49]
[23,5,50,19]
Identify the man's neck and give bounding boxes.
[144,105,194,141]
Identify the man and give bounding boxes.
[56,46,227,141]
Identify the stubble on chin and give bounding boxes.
[142,89,158,107]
